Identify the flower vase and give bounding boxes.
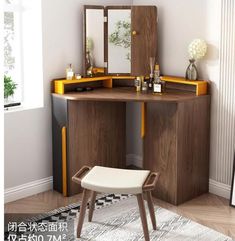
[185,59,198,80]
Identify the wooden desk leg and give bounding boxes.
[77,189,90,238]
[136,194,150,241]
[88,191,97,222]
[146,191,157,230]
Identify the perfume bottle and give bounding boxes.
[135,76,141,92]
[153,64,162,94]
[66,64,74,80]
[141,76,148,92]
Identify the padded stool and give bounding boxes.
[72,166,160,241]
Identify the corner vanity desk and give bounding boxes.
[51,76,210,205]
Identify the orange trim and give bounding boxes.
[62,127,67,197]
[53,76,135,94]
[103,79,113,88]
[141,103,146,138]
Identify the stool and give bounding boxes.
[72,166,160,241]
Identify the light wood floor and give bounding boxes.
[5,191,235,239]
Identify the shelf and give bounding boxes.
[161,76,208,96]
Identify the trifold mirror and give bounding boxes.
[84,5,157,77]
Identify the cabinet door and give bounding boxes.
[131,6,157,76]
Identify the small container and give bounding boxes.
[135,76,141,92]
[75,74,82,80]
[66,64,74,80]
[141,81,148,92]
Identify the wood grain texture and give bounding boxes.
[53,87,209,103]
[177,97,210,204]
[144,96,210,205]
[136,194,150,241]
[67,101,126,196]
[144,102,178,204]
[131,6,157,76]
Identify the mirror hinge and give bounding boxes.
[104,16,107,22]
[104,62,108,68]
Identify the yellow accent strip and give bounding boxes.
[141,103,146,138]
[196,82,207,96]
[111,76,135,80]
[161,76,206,85]
[62,127,67,197]
[53,76,135,94]
[103,79,113,88]
[53,75,208,95]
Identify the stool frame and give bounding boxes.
[72,166,160,241]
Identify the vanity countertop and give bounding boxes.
[52,87,209,103]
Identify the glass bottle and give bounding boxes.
[153,64,162,94]
[141,76,148,92]
[66,64,74,80]
[135,76,141,92]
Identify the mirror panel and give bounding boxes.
[107,9,131,74]
[85,7,104,76]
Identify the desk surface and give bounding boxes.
[52,87,209,103]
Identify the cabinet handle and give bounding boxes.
[132,30,137,35]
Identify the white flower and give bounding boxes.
[188,39,207,60]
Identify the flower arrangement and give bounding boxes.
[188,39,207,60]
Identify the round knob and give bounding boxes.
[132,30,137,35]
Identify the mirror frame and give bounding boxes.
[105,6,131,76]
[83,5,105,77]
[83,5,132,77]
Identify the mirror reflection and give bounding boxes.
[85,8,104,76]
[108,9,131,74]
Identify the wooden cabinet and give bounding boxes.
[144,97,210,205]
[52,86,210,204]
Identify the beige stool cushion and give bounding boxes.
[81,166,150,194]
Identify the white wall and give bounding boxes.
[4,0,132,195]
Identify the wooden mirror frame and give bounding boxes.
[83,5,158,77]
[83,5,132,77]
[105,6,131,76]
[83,5,105,77]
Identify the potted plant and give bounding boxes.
[4,75,17,104]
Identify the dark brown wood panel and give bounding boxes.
[67,101,126,195]
[177,96,210,204]
[144,102,178,204]
[131,6,157,76]
[144,96,210,205]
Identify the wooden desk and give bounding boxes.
[52,87,210,205]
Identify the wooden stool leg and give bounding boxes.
[136,194,150,241]
[77,189,90,238]
[146,191,157,230]
[88,191,97,222]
